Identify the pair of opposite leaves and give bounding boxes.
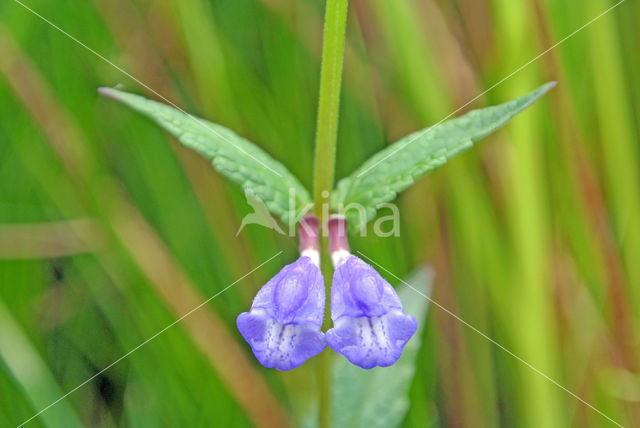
[99,82,555,233]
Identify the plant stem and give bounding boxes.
[312,1,349,428]
[313,0,349,217]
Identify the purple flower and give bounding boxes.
[326,255,417,369]
[237,256,326,370]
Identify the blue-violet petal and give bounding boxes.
[326,255,417,369]
[237,256,326,370]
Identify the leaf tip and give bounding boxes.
[541,81,558,93]
[98,86,115,98]
[98,86,119,100]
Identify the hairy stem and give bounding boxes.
[312,1,349,428]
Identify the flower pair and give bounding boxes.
[236,216,417,370]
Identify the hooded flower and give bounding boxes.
[237,217,326,370]
[326,254,417,369]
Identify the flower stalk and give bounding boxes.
[312,1,349,427]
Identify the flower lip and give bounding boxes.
[237,309,326,371]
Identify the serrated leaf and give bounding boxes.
[99,88,311,226]
[331,267,433,428]
[332,82,556,230]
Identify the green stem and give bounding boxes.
[313,0,349,216]
[312,1,349,428]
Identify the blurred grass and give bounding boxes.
[0,0,639,427]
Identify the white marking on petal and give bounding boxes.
[300,249,320,267]
[354,316,393,363]
[261,320,301,365]
[331,249,351,268]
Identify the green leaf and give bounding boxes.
[331,82,556,230]
[99,88,311,226]
[331,267,433,428]
[0,298,84,427]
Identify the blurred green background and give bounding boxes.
[1,0,639,427]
